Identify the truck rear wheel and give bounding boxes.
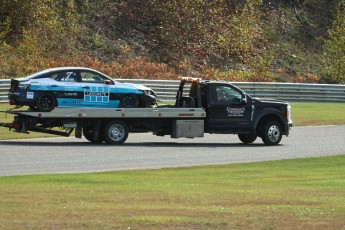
[238,134,257,144]
[83,126,103,143]
[261,121,282,145]
[103,120,128,145]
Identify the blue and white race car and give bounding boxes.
[8,67,157,111]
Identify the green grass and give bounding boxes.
[290,102,345,126]
[1,102,345,140]
[0,155,345,229]
[1,103,345,228]
[0,104,55,140]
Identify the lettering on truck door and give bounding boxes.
[207,84,252,130]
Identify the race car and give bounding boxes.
[8,67,157,111]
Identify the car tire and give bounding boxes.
[103,120,128,145]
[35,93,56,112]
[261,121,282,145]
[238,134,257,144]
[120,94,139,108]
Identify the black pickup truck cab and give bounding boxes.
[175,77,293,145]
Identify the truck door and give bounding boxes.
[207,83,252,130]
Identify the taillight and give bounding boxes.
[13,123,21,130]
[10,79,31,91]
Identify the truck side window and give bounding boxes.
[200,84,207,108]
[215,85,242,104]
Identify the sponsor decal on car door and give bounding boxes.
[84,86,110,103]
[79,84,115,108]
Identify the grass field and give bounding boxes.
[0,155,345,229]
[1,102,345,228]
[291,103,345,126]
[1,102,345,140]
[0,104,55,140]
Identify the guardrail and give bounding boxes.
[1,79,344,103]
[0,80,10,103]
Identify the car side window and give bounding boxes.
[51,72,78,82]
[215,85,242,104]
[80,72,105,84]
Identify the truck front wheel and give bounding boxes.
[103,120,128,145]
[238,134,257,144]
[261,121,282,145]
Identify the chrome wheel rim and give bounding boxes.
[267,125,280,143]
[108,124,125,141]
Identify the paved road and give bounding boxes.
[0,125,344,176]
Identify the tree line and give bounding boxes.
[0,0,344,84]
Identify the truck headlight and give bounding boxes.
[287,104,292,124]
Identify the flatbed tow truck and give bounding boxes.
[1,77,292,145]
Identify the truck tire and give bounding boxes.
[83,126,103,143]
[261,121,282,145]
[103,120,128,145]
[238,134,257,144]
[35,93,56,112]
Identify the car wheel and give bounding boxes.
[120,94,139,108]
[261,121,282,145]
[103,120,128,145]
[238,134,257,144]
[35,93,56,112]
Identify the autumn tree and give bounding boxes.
[322,0,345,84]
[0,0,80,77]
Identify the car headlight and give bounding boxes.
[143,90,156,97]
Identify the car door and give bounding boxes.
[78,71,113,108]
[207,83,252,131]
[49,71,80,107]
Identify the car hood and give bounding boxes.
[121,82,153,91]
